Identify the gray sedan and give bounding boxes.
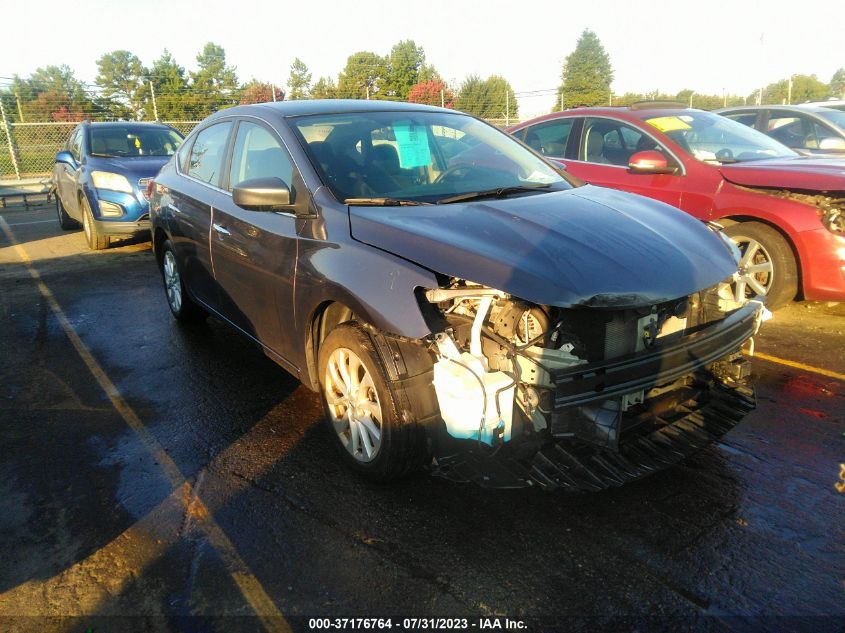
[715,104,845,155]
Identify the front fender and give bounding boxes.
[296,236,439,340]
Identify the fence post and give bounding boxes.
[0,97,21,180]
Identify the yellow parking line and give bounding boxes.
[0,218,291,632]
[750,351,845,382]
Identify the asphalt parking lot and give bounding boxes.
[0,202,843,633]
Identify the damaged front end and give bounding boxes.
[418,279,769,490]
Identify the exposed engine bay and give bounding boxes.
[420,278,770,490]
[738,185,845,234]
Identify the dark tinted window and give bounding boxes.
[522,119,574,157]
[188,122,233,187]
[228,122,295,197]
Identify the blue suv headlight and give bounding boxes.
[91,171,133,193]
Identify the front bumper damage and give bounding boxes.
[429,301,764,491]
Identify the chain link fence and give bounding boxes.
[0,121,204,180]
[0,118,522,180]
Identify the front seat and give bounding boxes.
[585,128,608,164]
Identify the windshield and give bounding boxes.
[644,111,798,163]
[291,111,571,203]
[818,108,845,129]
[89,126,183,158]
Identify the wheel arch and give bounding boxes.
[714,212,806,297]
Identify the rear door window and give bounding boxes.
[188,122,233,188]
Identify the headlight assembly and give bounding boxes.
[91,171,133,193]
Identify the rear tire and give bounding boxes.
[56,194,79,230]
[159,239,207,323]
[318,322,430,481]
[80,196,109,250]
[724,221,797,309]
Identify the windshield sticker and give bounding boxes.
[646,116,692,133]
[393,123,431,168]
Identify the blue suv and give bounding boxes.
[53,121,183,249]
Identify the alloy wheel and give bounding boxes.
[324,347,383,463]
[731,236,774,301]
[162,250,182,313]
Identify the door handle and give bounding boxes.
[212,223,231,236]
[167,203,181,214]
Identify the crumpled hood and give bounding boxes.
[348,185,738,308]
[720,156,845,192]
[89,156,170,180]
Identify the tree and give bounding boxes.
[408,79,454,108]
[555,29,613,110]
[456,74,517,119]
[96,50,148,120]
[239,80,284,104]
[311,76,338,99]
[287,58,312,100]
[190,42,239,116]
[383,40,426,100]
[754,74,828,104]
[144,50,189,120]
[8,65,94,121]
[830,68,845,99]
[337,52,386,99]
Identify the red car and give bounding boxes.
[509,104,845,307]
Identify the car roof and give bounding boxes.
[85,121,174,128]
[510,105,699,130]
[715,104,835,114]
[207,99,452,121]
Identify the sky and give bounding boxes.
[3,0,843,118]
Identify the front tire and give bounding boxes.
[724,221,798,309]
[318,323,430,481]
[159,239,207,323]
[56,193,79,230]
[80,196,109,250]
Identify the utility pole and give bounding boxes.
[366,85,370,100]
[440,89,444,108]
[505,91,509,126]
[272,84,277,102]
[689,91,694,108]
[149,80,159,121]
[609,92,612,106]
[0,97,21,180]
[560,92,564,111]
[722,88,727,108]
[14,92,24,123]
[787,76,793,105]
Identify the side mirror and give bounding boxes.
[232,177,292,211]
[628,150,677,174]
[818,137,845,152]
[55,150,75,166]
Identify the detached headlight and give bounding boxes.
[821,205,844,234]
[91,171,133,193]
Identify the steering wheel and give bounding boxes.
[434,164,473,184]
[715,148,734,161]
